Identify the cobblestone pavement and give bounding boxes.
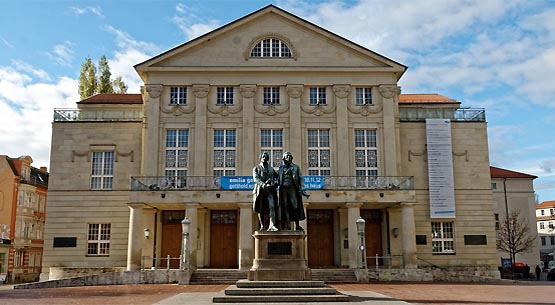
[0,281,554,305]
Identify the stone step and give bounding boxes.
[189,269,248,285]
[225,286,338,295]
[236,280,326,288]
[311,269,357,283]
[213,294,350,303]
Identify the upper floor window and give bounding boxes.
[165,129,189,188]
[263,87,280,105]
[213,129,236,177]
[217,87,234,105]
[494,213,499,230]
[91,151,114,190]
[541,236,546,246]
[551,208,555,215]
[307,129,330,176]
[355,88,373,105]
[540,222,545,230]
[170,87,187,105]
[541,210,545,216]
[309,87,326,105]
[491,182,497,189]
[354,129,378,178]
[260,129,283,167]
[432,221,455,254]
[251,38,292,58]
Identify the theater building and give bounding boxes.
[42,5,499,280]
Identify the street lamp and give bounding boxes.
[181,217,191,270]
[356,217,367,269]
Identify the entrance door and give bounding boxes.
[361,210,383,266]
[210,210,238,268]
[307,210,334,267]
[161,210,185,269]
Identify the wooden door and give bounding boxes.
[210,210,238,268]
[161,210,185,269]
[307,210,334,267]
[361,210,383,266]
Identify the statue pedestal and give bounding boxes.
[248,230,311,281]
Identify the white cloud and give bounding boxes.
[69,6,104,18]
[47,41,75,67]
[172,3,220,40]
[1,38,13,48]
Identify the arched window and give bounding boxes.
[250,38,292,58]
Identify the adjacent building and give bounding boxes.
[0,155,48,283]
[42,5,499,280]
[490,166,539,269]
[536,200,555,268]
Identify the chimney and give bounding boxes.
[40,166,48,172]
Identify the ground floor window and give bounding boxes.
[431,221,455,254]
[87,223,111,256]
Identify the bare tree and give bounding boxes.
[497,209,537,275]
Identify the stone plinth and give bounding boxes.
[248,231,311,281]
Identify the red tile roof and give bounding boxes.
[536,200,555,209]
[490,166,537,179]
[78,94,142,104]
[399,93,459,104]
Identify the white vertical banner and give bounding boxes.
[426,119,456,218]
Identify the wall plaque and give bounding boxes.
[268,242,292,255]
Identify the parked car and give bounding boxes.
[547,268,555,281]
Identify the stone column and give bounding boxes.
[333,85,351,176]
[379,85,401,176]
[238,202,254,270]
[240,85,257,174]
[346,202,362,268]
[127,203,144,271]
[185,203,200,269]
[287,85,303,161]
[142,85,162,176]
[192,85,210,176]
[401,202,417,268]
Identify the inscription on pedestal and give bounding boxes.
[268,242,292,255]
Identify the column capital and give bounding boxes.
[145,84,163,99]
[128,202,147,209]
[378,84,401,99]
[400,202,417,208]
[184,202,201,209]
[240,84,257,98]
[286,84,303,98]
[238,202,252,209]
[333,84,351,98]
[345,202,363,209]
[193,84,210,98]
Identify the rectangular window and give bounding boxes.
[494,213,499,230]
[260,129,283,167]
[354,129,378,178]
[217,87,234,105]
[491,182,497,189]
[355,87,372,105]
[165,129,188,188]
[541,210,545,216]
[551,236,555,245]
[14,250,23,267]
[213,129,236,177]
[540,222,545,230]
[263,87,280,105]
[307,129,331,176]
[431,222,455,254]
[551,208,555,215]
[87,223,110,256]
[309,87,326,105]
[91,151,114,190]
[541,236,546,246]
[170,87,187,105]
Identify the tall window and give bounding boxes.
[87,223,110,256]
[165,129,188,188]
[495,213,500,230]
[263,87,280,105]
[261,129,283,167]
[354,129,378,178]
[91,151,114,190]
[216,87,234,105]
[355,87,373,105]
[307,129,331,176]
[309,87,326,105]
[170,87,187,105]
[213,129,236,177]
[251,38,292,57]
[541,236,546,246]
[551,236,555,245]
[432,222,455,254]
[540,222,545,230]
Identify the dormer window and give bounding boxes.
[251,38,292,58]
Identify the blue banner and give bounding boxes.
[220,176,324,190]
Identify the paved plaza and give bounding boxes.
[0,281,554,305]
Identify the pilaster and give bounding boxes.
[333,85,351,176]
[379,84,401,176]
[238,202,254,269]
[287,84,303,160]
[192,85,210,176]
[346,202,363,268]
[401,202,417,268]
[127,203,145,271]
[185,203,200,269]
[142,85,162,176]
[240,85,257,174]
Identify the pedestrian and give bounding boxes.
[524,264,530,279]
[535,264,541,280]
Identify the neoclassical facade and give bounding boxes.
[42,5,499,279]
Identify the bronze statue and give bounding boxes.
[252,152,278,231]
[278,151,307,230]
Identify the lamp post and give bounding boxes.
[356,217,367,269]
[181,217,191,270]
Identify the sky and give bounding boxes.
[1,0,554,202]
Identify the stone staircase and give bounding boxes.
[213,280,350,303]
[311,268,358,283]
[189,269,248,284]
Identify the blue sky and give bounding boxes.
[1,0,554,202]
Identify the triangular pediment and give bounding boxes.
[135,5,406,78]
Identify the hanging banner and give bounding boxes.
[220,176,324,190]
[426,119,456,218]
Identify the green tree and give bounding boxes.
[78,57,97,100]
[97,55,113,94]
[112,76,128,94]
